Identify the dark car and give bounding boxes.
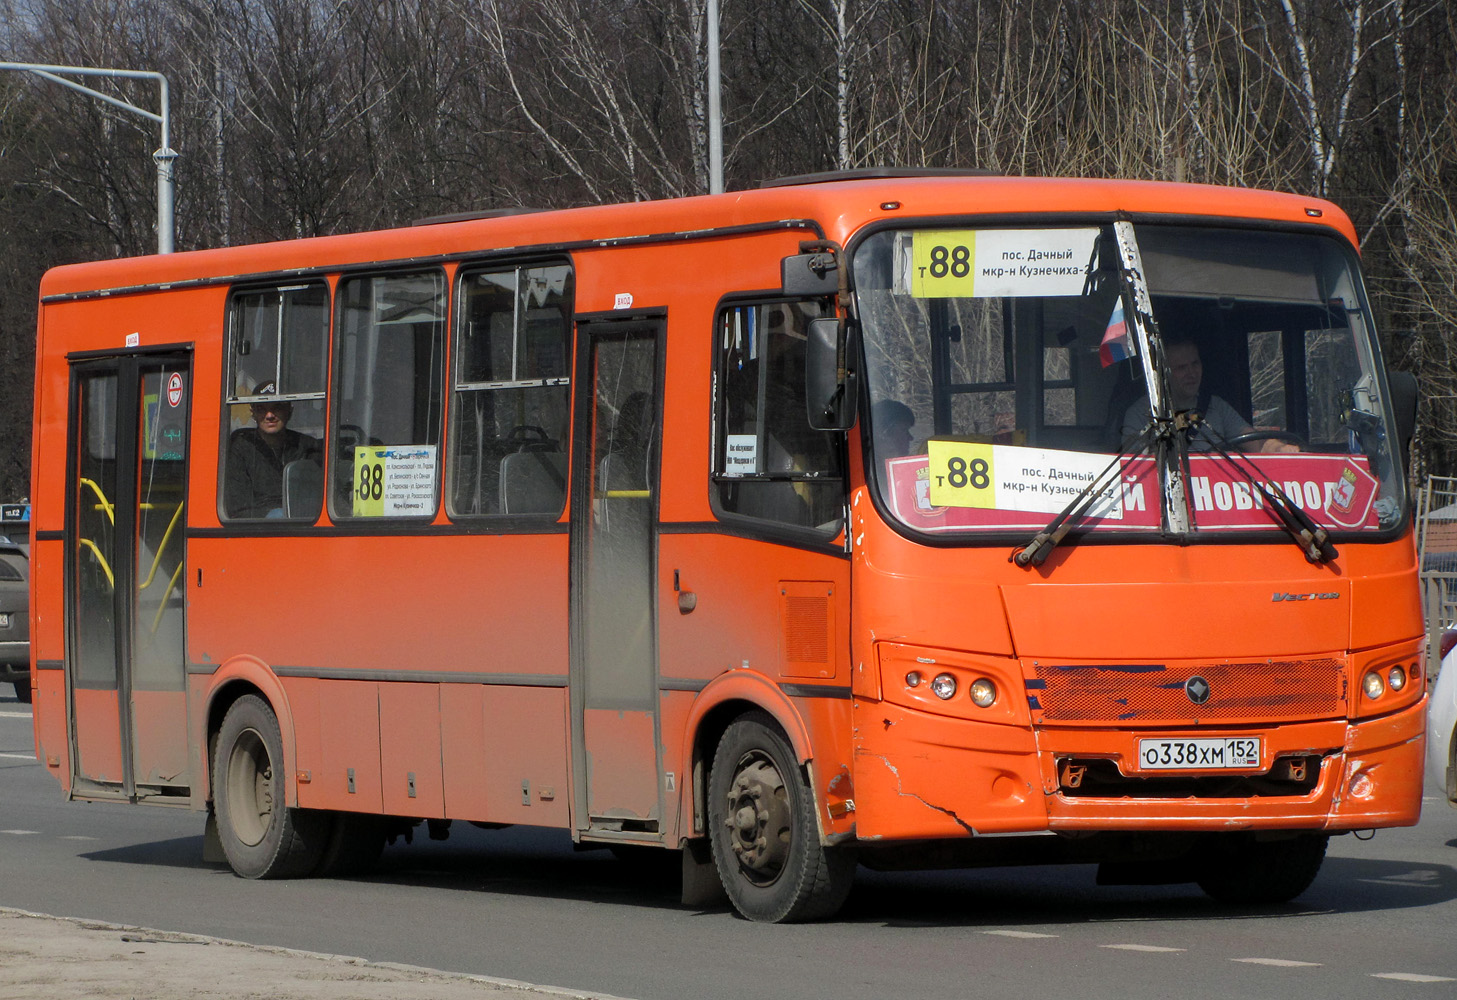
[0,537,29,703]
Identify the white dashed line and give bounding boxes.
[0,711,32,718]
[984,930,1059,939]
[0,752,36,760]
[1232,958,1321,968]
[0,830,39,836]
[59,836,98,841]
[1101,944,1185,953]
[1371,973,1456,983]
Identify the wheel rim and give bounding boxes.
[723,751,792,887]
[224,727,273,848]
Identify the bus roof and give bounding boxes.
[38,175,1356,300]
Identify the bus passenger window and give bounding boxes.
[712,300,843,533]
[331,271,445,520]
[448,263,572,517]
[221,282,329,521]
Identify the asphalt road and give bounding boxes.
[3,692,1455,1000]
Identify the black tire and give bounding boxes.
[708,711,855,922]
[314,812,387,877]
[1196,833,1328,904]
[13,678,30,704]
[213,694,329,879]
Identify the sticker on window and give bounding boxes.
[353,445,438,517]
[899,228,1099,299]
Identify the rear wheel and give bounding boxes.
[1196,833,1328,904]
[213,695,328,879]
[708,712,855,922]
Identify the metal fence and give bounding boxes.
[1417,475,1457,676]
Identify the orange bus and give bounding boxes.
[29,172,1425,922]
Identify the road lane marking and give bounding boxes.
[0,830,39,835]
[0,711,32,718]
[0,752,36,760]
[984,930,1059,939]
[1101,944,1185,952]
[59,836,98,841]
[1232,958,1321,968]
[1372,973,1456,983]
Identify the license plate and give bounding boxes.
[1136,737,1261,770]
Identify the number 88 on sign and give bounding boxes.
[926,441,996,508]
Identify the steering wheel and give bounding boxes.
[1222,429,1307,450]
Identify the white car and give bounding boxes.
[1428,633,1457,806]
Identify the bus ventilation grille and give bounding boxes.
[1031,658,1345,724]
[783,595,829,664]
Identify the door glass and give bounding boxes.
[74,372,119,691]
[584,334,657,708]
[133,365,188,692]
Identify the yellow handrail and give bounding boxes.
[150,559,186,635]
[79,478,115,525]
[78,538,115,588]
[138,501,185,591]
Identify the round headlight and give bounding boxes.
[1387,665,1407,691]
[931,673,957,700]
[1362,670,1385,700]
[970,678,997,708]
[905,671,922,688]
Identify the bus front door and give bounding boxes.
[66,352,192,802]
[569,319,664,837]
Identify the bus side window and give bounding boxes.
[330,271,446,521]
[712,299,843,533]
[220,282,329,522]
[447,263,572,517]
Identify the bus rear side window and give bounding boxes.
[331,271,445,521]
[448,263,572,518]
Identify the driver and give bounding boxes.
[1122,338,1297,453]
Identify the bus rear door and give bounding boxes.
[66,350,192,802]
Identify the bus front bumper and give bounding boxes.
[849,697,1425,841]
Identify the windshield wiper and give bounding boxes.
[1012,424,1157,567]
[1191,418,1338,564]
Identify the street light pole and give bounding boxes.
[0,61,176,254]
[706,0,723,195]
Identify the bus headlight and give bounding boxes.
[1387,665,1406,692]
[931,673,957,700]
[1362,670,1385,700]
[969,678,997,708]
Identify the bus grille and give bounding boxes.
[1028,658,1346,724]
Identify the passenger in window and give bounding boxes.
[871,400,917,458]
[1121,338,1298,453]
[224,381,323,518]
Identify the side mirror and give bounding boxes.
[1387,367,1418,458]
[782,252,838,296]
[806,317,857,431]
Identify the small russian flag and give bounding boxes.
[1099,297,1133,368]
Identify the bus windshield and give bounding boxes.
[853,223,1405,541]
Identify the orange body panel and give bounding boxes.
[28,176,1420,865]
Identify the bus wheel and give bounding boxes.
[213,694,328,879]
[708,712,855,922]
[1196,833,1328,904]
[314,812,386,877]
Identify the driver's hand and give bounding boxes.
[1259,438,1300,454]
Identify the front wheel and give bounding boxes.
[1196,833,1328,904]
[213,694,329,879]
[708,712,855,922]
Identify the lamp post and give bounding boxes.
[707,0,723,195]
[0,61,176,254]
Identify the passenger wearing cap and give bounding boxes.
[224,381,322,518]
[872,399,917,459]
